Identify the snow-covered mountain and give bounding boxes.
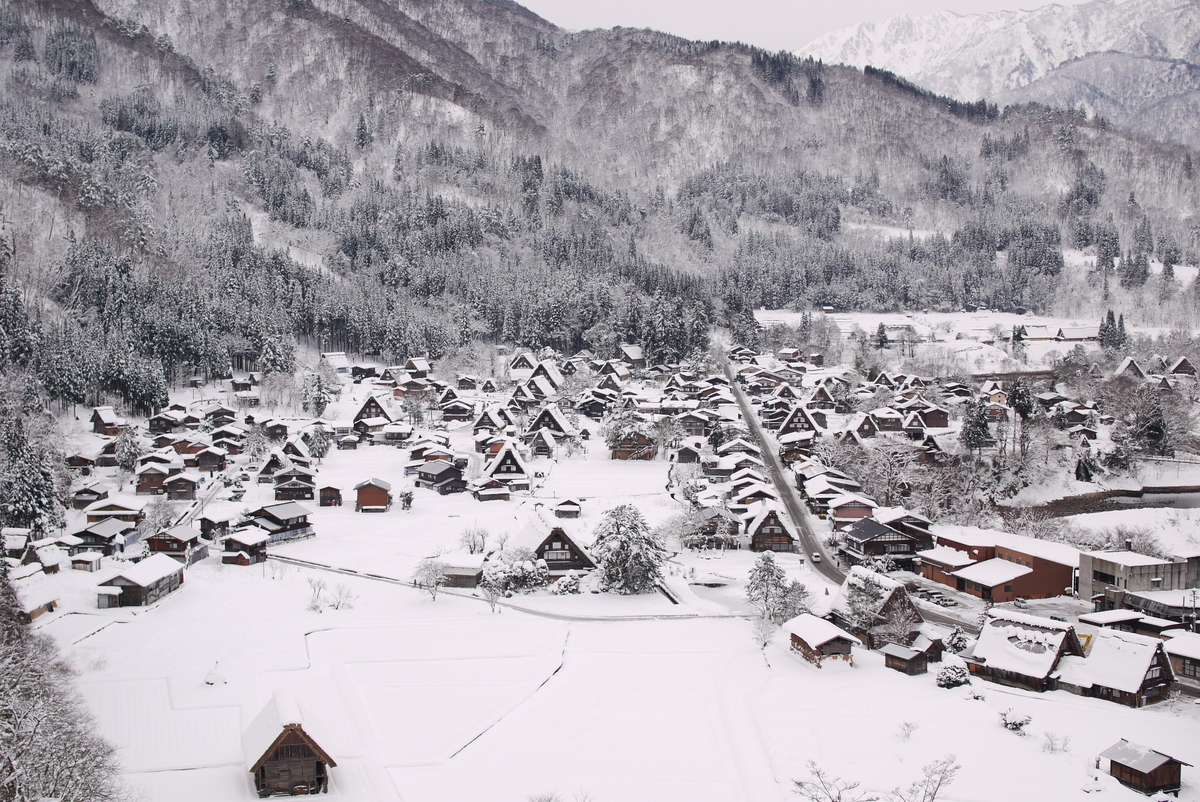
[800,0,1200,102]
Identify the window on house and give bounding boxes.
[1184,659,1199,679]
[1146,666,1162,680]
[1093,570,1117,586]
[544,550,572,561]
[1004,585,1013,592]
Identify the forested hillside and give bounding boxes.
[1,0,1199,416]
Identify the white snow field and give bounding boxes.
[58,559,1200,802]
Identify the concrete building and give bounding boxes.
[1081,551,1200,612]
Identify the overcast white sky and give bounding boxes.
[517,0,1092,52]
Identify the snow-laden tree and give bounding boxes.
[307,425,331,462]
[113,428,141,473]
[412,558,448,600]
[747,552,811,624]
[459,524,488,555]
[746,551,788,619]
[303,371,334,417]
[591,504,666,594]
[601,411,655,451]
[244,425,269,461]
[958,400,991,456]
[1,568,126,802]
[843,575,884,632]
[0,419,64,536]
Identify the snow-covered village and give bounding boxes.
[4,306,1200,801]
[7,0,1200,801]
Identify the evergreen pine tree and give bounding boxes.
[874,322,888,351]
[591,504,666,594]
[1116,314,1127,347]
[746,551,789,620]
[354,113,373,149]
[958,400,991,456]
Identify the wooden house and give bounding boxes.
[354,478,392,512]
[442,554,486,588]
[404,357,431,378]
[84,497,145,525]
[1169,356,1197,376]
[783,614,861,668]
[509,352,536,372]
[879,642,928,675]
[1100,740,1190,797]
[223,530,270,565]
[71,552,103,572]
[618,343,646,369]
[1055,630,1174,708]
[553,498,582,519]
[481,443,532,490]
[416,460,467,495]
[457,374,479,391]
[319,486,342,507]
[526,404,576,437]
[441,399,475,422]
[146,524,209,566]
[91,406,123,436]
[273,466,316,502]
[97,554,184,607]
[840,518,925,571]
[481,378,498,393]
[242,691,336,797]
[962,610,1084,693]
[72,483,111,510]
[778,405,827,437]
[508,513,596,577]
[469,476,511,502]
[827,493,878,530]
[610,432,655,460]
[745,504,796,552]
[1164,632,1200,684]
[164,472,201,501]
[237,503,314,545]
[353,395,391,423]
[73,518,134,556]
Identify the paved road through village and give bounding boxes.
[722,361,973,632]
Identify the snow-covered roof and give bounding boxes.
[967,610,1075,679]
[782,613,861,648]
[933,524,1079,567]
[1056,630,1167,694]
[874,506,930,526]
[353,478,392,491]
[1085,550,1167,567]
[951,559,1032,588]
[1099,740,1191,773]
[1164,631,1200,662]
[104,554,184,587]
[878,642,921,660]
[916,546,973,569]
[1078,610,1144,626]
[241,690,336,772]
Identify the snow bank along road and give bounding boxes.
[722,362,973,633]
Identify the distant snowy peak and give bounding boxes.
[799,0,1200,101]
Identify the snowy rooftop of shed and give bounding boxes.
[782,613,861,648]
[1099,740,1191,773]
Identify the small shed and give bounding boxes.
[243,691,336,797]
[442,554,486,588]
[319,487,342,507]
[72,552,103,572]
[553,498,582,519]
[783,613,861,668]
[879,642,928,675]
[1100,739,1190,797]
[354,478,392,512]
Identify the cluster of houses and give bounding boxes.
[1111,353,1198,392]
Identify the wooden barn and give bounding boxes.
[783,614,861,668]
[879,642,928,675]
[242,691,336,797]
[319,486,342,507]
[1100,740,1190,797]
[97,554,184,607]
[745,504,796,552]
[609,432,655,460]
[354,478,392,512]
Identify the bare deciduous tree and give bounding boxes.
[412,558,448,600]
